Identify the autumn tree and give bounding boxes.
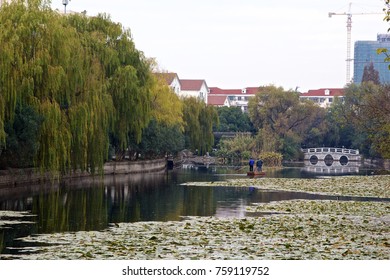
[337,83,390,158]
[128,75,185,158]
[216,134,255,162]
[248,86,327,159]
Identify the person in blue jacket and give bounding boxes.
[249,158,255,172]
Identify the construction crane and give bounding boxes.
[329,2,382,84]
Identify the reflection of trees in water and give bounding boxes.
[0,173,170,234]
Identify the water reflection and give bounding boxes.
[302,160,361,175]
[0,165,384,256]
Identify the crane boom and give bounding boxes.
[329,3,382,84]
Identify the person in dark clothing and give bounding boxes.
[249,158,255,172]
[256,159,263,172]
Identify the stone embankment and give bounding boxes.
[0,158,167,187]
[175,149,216,166]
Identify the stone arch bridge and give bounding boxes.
[302,147,361,166]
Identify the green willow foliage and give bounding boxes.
[0,0,153,173]
[183,97,219,155]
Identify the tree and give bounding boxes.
[216,134,255,162]
[215,107,254,132]
[135,120,185,158]
[0,1,156,173]
[0,105,43,168]
[362,62,380,85]
[182,97,219,155]
[248,86,327,159]
[151,75,183,129]
[330,82,390,158]
[351,83,390,158]
[127,75,185,159]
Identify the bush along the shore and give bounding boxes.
[258,152,283,167]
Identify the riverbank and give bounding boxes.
[0,158,167,187]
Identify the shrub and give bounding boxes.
[259,152,283,167]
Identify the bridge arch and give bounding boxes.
[324,154,334,166]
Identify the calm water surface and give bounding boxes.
[0,164,384,256]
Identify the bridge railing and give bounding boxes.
[302,147,359,155]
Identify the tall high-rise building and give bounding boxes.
[353,34,390,84]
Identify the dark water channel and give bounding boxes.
[0,165,388,257]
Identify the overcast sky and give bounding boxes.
[51,0,390,92]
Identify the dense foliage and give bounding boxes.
[214,107,253,132]
[216,134,255,162]
[1,1,388,172]
[248,86,327,160]
[0,1,218,172]
[183,97,219,155]
[328,82,390,158]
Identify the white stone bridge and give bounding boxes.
[302,147,361,166]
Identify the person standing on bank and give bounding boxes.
[256,158,263,172]
[249,158,255,172]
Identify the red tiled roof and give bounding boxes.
[180,80,207,91]
[154,72,179,85]
[209,87,260,95]
[301,88,344,97]
[245,87,261,94]
[208,95,228,106]
[209,87,241,94]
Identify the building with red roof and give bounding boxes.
[207,95,231,107]
[154,72,181,94]
[300,88,344,108]
[180,79,208,103]
[208,87,261,112]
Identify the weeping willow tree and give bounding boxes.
[80,13,154,155]
[182,97,219,155]
[128,74,184,158]
[0,0,154,173]
[151,74,183,128]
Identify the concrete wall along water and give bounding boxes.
[0,159,167,186]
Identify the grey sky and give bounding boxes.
[52,0,389,92]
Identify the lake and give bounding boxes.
[0,163,384,257]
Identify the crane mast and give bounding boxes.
[329,3,382,85]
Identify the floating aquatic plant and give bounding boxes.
[3,176,389,260]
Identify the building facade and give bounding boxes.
[353,34,390,84]
[299,88,344,108]
[179,80,208,103]
[208,87,259,112]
